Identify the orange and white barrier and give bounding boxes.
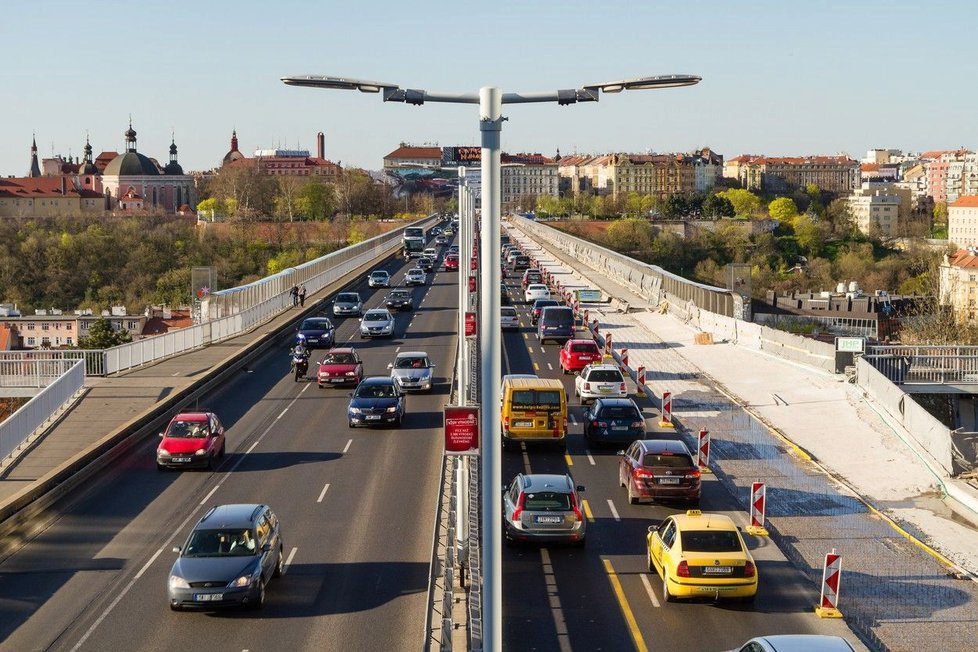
[815,549,844,618]
[636,366,645,393]
[620,348,629,369]
[696,428,711,469]
[658,391,673,428]
[747,481,769,536]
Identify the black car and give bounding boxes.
[584,398,646,445]
[501,282,511,306]
[417,256,435,272]
[347,377,406,427]
[510,255,531,272]
[167,504,284,611]
[385,289,414,311]
[531,299,560,325]
[296,317,335,349]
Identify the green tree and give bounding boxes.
[718,188,761,218]
[932,202,948,236]
[604,218,654,253]
[768,197,800,224]
[702,193,735,218]
[78,317,133,349]
[794,213,824,256]
[297,178,338,220]
[536,194,563,217]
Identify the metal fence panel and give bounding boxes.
[0,360,84,462]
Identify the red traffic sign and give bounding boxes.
[468,275,477,293]
[444,405,479,454]
[464,311,477,337]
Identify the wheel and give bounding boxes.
[663,572,676,603]
[207,454,216,471]
[348,421,355,429]
[574,536,586,548]
[647,551,654,573]
[219,441,226,458]
[273,547,284,578]
[157,463,165,472]
[628,481,639,505]
[251,581,266,610]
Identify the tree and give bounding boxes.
[604,218,654,253]
[702,193,735,218]
[78,317,133,349]
[718,188,761,218]
[794,213,824,257]
[768,197,800,224]
[274,176,303,222]
[296,178,338,221]
[933,202,948,236]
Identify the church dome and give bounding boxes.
[164,160,184,175]
[103,151,160,176]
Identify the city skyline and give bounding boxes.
[2,0,976,177]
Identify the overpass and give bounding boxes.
[0,215,974,649]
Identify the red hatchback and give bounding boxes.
[618,439,701,506]
[157,411,225,471]
[559,339,602,374]
[445,254,459,271]
[318,347,364,388]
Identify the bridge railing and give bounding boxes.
[863,344,978,385]
[0,359,84,464]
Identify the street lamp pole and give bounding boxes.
[281,72,701,652]
[457,166,468,406]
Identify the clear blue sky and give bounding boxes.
[2,0,975,176]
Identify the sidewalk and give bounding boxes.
[509,224,978,651]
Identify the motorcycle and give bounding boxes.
[290,350,310,382]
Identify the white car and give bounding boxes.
[524,284,550,303]
[725,635,856,652]
[359,308,395,338]
[574,363,627,404]
[423,247,437,258]
[500,306,519,330]
[367,270,390,288]
[388,351,435,393]
[405,268,427,286]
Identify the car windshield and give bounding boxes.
[524,492,571,511]
[356,383,397,398]
[166,421,208,438]
[337,294,359,303]
[512,390,562,410]
[588,370,623,382]
[680,530,742,553]
[395,356,429,369]
[599,406,641,419]
[371,272,387,279]
[183,528,257,558]
[571,343,598,353]
[322,352,354,364]
[300,319,331,330]
[391,292,409,299]
[534,300,558,310]
[501,308,517,316]
[643,453,694,469]
[364,313,389,322]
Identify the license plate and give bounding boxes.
[366,415,381,420]
[599,387,612,394]
[534,515,563,524]
[173,457,192,463]
[702,566,732,575]
[194,593,223,601]
[331,378,345,383]
[513,421,533,428]
[612,426,627,431]
[658,477,681,484]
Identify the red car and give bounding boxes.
[157,411,225,471]
[445,254,459,271]
[559,339,602,374]
[618,439,700,506]
[317,347,364,387]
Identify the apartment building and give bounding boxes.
[940,248,978,324]
[948,195,978,249]
[847,182,911,238]
[729,155,860,194]
[1,308,146,349]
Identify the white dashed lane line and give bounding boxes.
[640,572,661,608]
[586,450,596,466]
[283,547,298,575]
[607,499,621,522]
[317,483,331,503]
[343,439,352,454]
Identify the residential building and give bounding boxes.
[0,324,18,351]
[948,195,978,249]
[610,153,695,199]
[383,144,443,170]
[500,160,559,210]
[731,155,860,194]
[2,307,146,350]
[940,249,978,324]
[847,182,911,238]
[0,176,104,218]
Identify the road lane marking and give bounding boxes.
[527,346,534,354]
[171,371,180,377]
[540,346,546,353]
[533,362,540,371]
[564,452,573,467]
[199,485,220,506]
[607,499,621,521]
[278,408,289,419]
[134,547,164,580]
[523,333,528,340]
[283,546,298,574]
[540,549,572,651]
[343,439,352,454]
[316,483,331,503]
[640,572,661,608]
[582,499,595,523]
[603,559,649,652]
[586,450,596,465]
[568,414,577,425]
[547,363,553,370]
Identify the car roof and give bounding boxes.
[198,503,267,529]
[567,338,599,346]
[359,376,395,385]
[594,397,639,408]
[371,270,388,275]
[671,510,737,531]
[506,378,563,389]
[395,351,428,358]
[746,635,856,652]
[364,308,391,315]
[636,438,690,454]
[533,299,559,306]
[327,347,355,354]
[336,292,360,299]
[408,268,423,273]
[527,284,548,290]
[519,473,573,492]
[173,412,210,421]
[586,363,621,371]
[390,288,411,294]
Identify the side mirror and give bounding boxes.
[616,450,625,456]
[172,546,182,554]
[576,485,586,492]
[159,432,166,438]
[387,363,393,369]
[647,526,656,534]
[261,543,272,553]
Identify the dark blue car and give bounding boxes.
[347,377,405,428]
[583,397,646,445]
[297,317,335,349]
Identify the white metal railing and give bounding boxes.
[0,359,84,463]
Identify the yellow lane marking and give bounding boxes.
[523,333,529,340]
[527,346,534,354]
[564,452,573,467]
[582,499,594,523]
[603,559,648,652]
[533,362,540,371]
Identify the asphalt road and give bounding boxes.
[0,242,457,652]
[498,273,865,652]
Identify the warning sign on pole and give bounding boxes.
[747,481,769,536]
[815,549,844,618]
[696,428,711,472]
[658,391,674,428]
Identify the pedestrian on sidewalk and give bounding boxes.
[290,284,299,307]
[299,284,307,307]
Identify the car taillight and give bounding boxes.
[744,560,756,577]
[620,382,626,392]
[634,468,653,479]
[676,560,690,577]
[512,492,526,521]
[584,382,591,390]
[503,416,509,430]
[685,468,702,480]
[569,493,583,522]
[630,421,643,428]
[596,421,608,428]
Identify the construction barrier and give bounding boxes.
[592,319,600,335]
[696,428,711,470]
[747,481,769,536]
[621,348,629,369]
[659,390,673,428]
[605,333,613,355]
[815,549,844,618]
[636,366,645,393]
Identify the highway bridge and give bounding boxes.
[0,217,975,651]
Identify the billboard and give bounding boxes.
[444,405,479,455]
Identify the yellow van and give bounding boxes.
[501,378,568,450]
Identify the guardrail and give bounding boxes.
[0,360,84,464]
[864,344,978,386]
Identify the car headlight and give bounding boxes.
[157,449,170,457]
[230,574,255,588]
[345,371,356,376]
[386,406,398,413]
[349,407,361,414]
[169,575,190,589]
[194,448,206,456]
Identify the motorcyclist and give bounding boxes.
[290,334,310,365]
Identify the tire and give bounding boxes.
[251,581,266,610]
[273,547,284,578]
[156,463,165,472]
[207,454,215,471]
[348,421,355,429]
[574,536,586,548]
[739,592,756,605]
[647,551,655,573]
[219,441,226,458]
[628,482,639,505]
[663,572,676,603]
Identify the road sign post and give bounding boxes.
[747,481,769,536]
[815,549,844,618]
[696,428,711,472]
[658,390,673,428]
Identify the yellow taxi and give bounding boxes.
[646,510,758,603]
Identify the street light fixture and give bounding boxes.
[282,71,700,652]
